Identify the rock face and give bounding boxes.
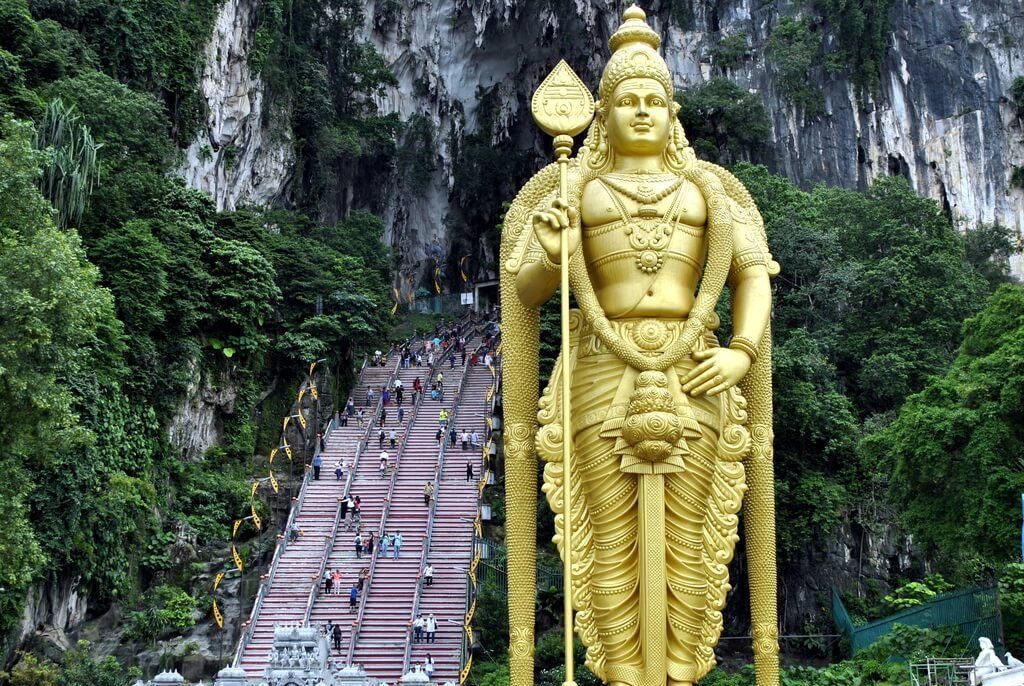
[167,357,238,461]
[15,576,88,659]
[352,0,1024,280]
[179,0,293,211]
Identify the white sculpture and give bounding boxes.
[971,638,1024,686]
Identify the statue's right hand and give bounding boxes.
[531,199,579,265]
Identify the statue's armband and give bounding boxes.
[727,202,768,286]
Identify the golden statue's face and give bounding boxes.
[604,77,672,157]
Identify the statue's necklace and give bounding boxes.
[599,175,684,209]
[599,177,686,274]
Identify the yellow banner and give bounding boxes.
[297,412,307,430]
[250,481,260,499]
[298,388,306,406]
[391,287,399,315]
[232,544,244,572]
[251,504,262,531]
[213,599,224,628]
[459,255,469,282]
[308,361,317,378]
[232,519,242,538]
[308,380,318,401]
[433,267,441,294]
[284,443,293,460]
[269,447,278,464]
[269,470,279,493]
[213,572,225,591]
[460,655,473,684]
[283,415,291,432]
[466,597,477,625]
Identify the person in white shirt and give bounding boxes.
[379,451,389,478]
[413,615,425,643]
[425,614,437,643]
[424,654,435,678]
[423,563,434,587]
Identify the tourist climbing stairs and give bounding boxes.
[235,355,398,679]
[346,339,470,679]
[307,342,434,660]
[406,340,495,682]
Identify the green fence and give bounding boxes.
[832,586,1003,657]
[477,538,564,596]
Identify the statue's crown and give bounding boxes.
[599,5,673,106]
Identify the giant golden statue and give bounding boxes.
[499,7,780,686]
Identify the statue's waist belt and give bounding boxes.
[575,316,719,359]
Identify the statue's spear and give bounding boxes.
[531,60,595,686]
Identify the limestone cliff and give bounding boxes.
[179,0,293,211]
[356,0,1023,279]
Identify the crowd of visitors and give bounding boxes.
[307,315,501,665]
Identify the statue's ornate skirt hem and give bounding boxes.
[537,311,750,686]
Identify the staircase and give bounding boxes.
[307,353,432,662]
[236,358,396,680]
[233,322,495,683]
[407,354,494,681]
[348,345,471,680]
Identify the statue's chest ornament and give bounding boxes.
[599,176,687,274]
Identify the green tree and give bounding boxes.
[765,17,823,115]
[675,78,770,164]
[34,97,100,228]
[863,285,1024,566]
[0,116,121,626]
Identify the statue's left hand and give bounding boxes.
[681,348,751,397]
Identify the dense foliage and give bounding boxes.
[675,79,771,164]
[0,0,396,657]
[733,163,999,560]
[863,284,1024,567]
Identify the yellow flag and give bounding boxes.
[433,267,441,294]
[213,599,224,628]
[269,447,278,464]
[308,361,317,378]
[459,255,469,282]
[283,415,291,432]
[391,287,399,315]
[213,572,225,591]
[284,443,293,460]
[298,388,306,405]
[297,412,307,430]
[250,481,260,499]
[269,470,279,493]
[251,504,262,531]
[232,519,242,538]
[232,544,244,572]
[460,655,473,684]
[308,380,319,401]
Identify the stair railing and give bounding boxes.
[345,343,449,665]
[232,409,334,666]
[400,341,475,673]
[459,328,500,681]
[232,348,399,667]
[304,351,404,627]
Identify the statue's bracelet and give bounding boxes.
[728,336,759,364]
[540,251,561,272]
